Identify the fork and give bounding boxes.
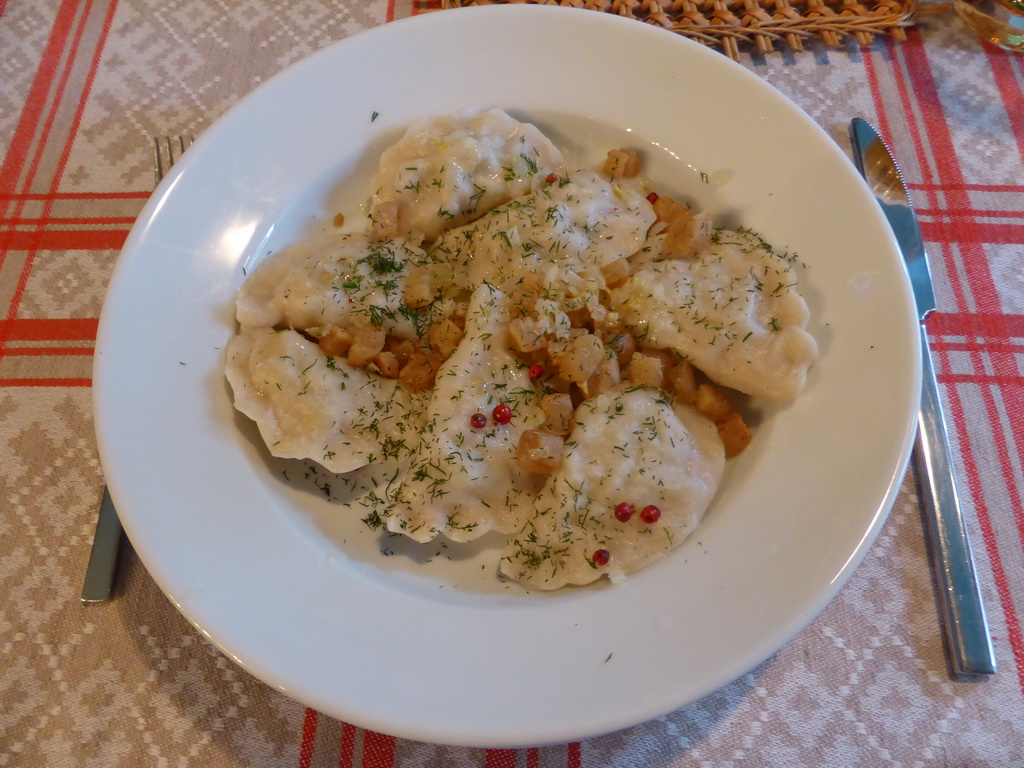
[81,135,194,603]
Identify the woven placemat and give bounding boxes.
[439,0,919,59]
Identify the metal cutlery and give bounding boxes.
[81,135,194,603]
[849,117,996,676]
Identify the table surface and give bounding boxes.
[2,1,1023,766]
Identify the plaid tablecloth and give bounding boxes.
[2,1,1023,765]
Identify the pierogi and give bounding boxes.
[501,386,724,590]
[383,285,547,542]
[224,108,818,590]
[225,327,418,474]
[235,232,429,340]
[370,108,566,244]
[428,169,654,292]
[613,229,818,402]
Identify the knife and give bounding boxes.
[850,117,996,676]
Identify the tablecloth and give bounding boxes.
[1,1,1022,765]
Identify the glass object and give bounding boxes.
[954,0,1024,51]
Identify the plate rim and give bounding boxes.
[94,4,921,747]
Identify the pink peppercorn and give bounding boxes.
[640,505,662,524]
[492,404,512,425]
[614,502,635,522]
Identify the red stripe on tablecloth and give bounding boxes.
[526,747,539,768]
[929,312,1024,338]
[0,317,97,342]
[0,318,98,341]
[0,216,137,226]
[941,373,1024,387]
[895,33,1024,695]
[5,346,92,357]
[0,227,130,250]
[298,708,318,768]
[485,749,518,768]
[339,723,357,768]
[386,0,396,22]
[920,220,1024,246]
[986,50,1024,167]
[361,730,395,767]
[0,0,79,195]
[0,377,90,387]
[0,191,149,201]
[567,742,581,768]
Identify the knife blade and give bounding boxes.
[850,117,996,676]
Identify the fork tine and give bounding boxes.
[153,135,195,186]
[152,136,164,187]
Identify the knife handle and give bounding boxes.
[915,324,996,675]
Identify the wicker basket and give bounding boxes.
[439,0,919,59]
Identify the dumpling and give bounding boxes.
[611,229,818,402]
[500,386,724,590]
[381,284,547,543]
[236,231,429,340]
[225,326,418,473]
[429,169,655,293]
[369,108,566,244]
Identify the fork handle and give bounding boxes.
[80,487,123,602]
[915,325,996,675]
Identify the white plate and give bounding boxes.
[95,5,920,748]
